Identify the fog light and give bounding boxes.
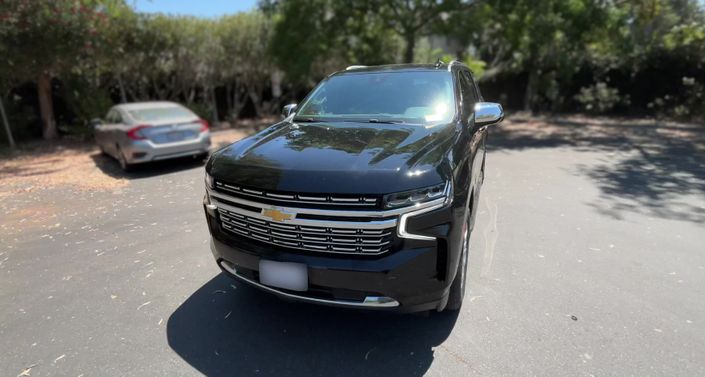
[132,152,147,159]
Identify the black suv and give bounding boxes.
[203,62,503,312]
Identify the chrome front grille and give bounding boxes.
[218,208,394,255]
[215,181,379,208]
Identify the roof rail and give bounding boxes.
[345,65,367,70]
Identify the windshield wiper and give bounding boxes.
[345,118,404,124]
[293,117,321,122]
[295,117,405,124]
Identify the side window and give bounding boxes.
[459,71,478,115]
[105,110,116,123]
[465,71,482,102]
[107,110,124,124]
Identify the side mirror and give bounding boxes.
[90,118,104,128]
[282,103,297,118]
[474,102,504,127]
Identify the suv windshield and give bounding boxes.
[295,71,456,125]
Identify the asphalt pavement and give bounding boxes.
[1,117,704,376]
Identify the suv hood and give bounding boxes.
[209,120,456,194]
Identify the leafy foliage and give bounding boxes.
[0,0,704,143]
[575,83,627,113]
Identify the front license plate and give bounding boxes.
[259,260,308,292]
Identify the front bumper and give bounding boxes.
[204,193,466,312]
[123,131,211,164]
[216,247,400,308]
[210,237,449,312]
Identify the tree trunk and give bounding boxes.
[225,84,233,119]
[403,32,416,63]
[0,96,15,149]
[37,72,57,140]
[125,85,138,103]
[249,90,262,118]
[151,79,165,100]
[230,79,247,123]
[210,86,219,124]
[186,88,195,105]
[271,70,282,99]
[117,74,128,103]
[523,70,538,112]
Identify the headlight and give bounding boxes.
[383,182,449,209]
[205,172,214,189]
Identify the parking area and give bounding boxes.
[1,116,704,376]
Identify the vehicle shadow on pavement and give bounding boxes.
[90,153,207,180]
[167,274,458,377]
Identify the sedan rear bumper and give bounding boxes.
[123,131,211,163]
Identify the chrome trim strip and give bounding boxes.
[297,195,328,201]
[220,225,391,255]
[218,259,399,308]
[330,197,361,202]
[221,213,391,238]
[242,188,263,195]
[220,217,391,247]
[216,183,377,207]
[397,202,446,240]
[207,187,445,218]
[211,197,397,230]
[266,193,295,199]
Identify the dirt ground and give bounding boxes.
[0,128,249,200]
[498,114,705,150]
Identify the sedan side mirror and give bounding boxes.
[474,102,504,127]
[90,118,104,128]
[282,103,297,118]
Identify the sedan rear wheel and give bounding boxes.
[117,147,132,172]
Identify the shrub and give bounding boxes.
[647,77,704,119]
[574,82,626,113]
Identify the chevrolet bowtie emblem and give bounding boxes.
[262,208,295,222]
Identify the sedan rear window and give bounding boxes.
[127,106,195,121]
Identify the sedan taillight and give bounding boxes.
[126,125,149,140]
[198,119,209,132]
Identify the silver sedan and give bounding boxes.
[93,101,211,171]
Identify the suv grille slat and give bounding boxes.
[215,181,380,208]
[218,208,393,255]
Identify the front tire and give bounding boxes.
[445,212,471,311]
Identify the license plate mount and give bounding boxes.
[259,260,308,292]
